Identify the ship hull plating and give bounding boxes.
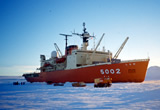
[24,59,149,83]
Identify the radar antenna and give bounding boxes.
[72,22,95,50]
[83,22,87,33]
[59,34,72,49]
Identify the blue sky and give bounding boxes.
[0,0,160,76]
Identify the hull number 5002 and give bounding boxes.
[100,68,121,74]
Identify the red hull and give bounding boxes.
[24,59,149,83]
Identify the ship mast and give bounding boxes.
[59,34,72,55]
[72,22,94,50]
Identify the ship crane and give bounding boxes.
[91,33,105,58]
[87,33,105,64]
[113,37,129,59]
[54,43,63,58]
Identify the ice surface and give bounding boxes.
[0,76,160,110]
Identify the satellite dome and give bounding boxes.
[51,51,57,58]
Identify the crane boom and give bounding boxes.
[92,33,105,56]
[54,43,63,58]
[86,33,105,64]
[113,37,129,59]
